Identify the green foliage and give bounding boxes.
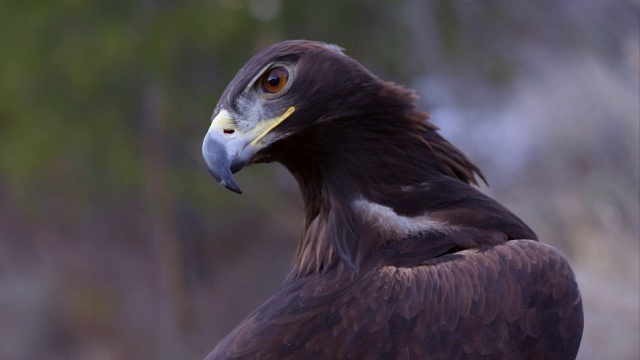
[0,2,218,198]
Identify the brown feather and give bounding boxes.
[205,240,582,359]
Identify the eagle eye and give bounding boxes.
[261,67,289,94]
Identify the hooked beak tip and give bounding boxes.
[219,176,243,194]
[202,132,244,194]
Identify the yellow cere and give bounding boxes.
[209,107,295,146]
[209,110,236,133]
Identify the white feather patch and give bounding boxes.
[352,198,451,240]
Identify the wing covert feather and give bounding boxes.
[206,240,583,359]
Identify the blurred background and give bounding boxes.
[0,0,638,359]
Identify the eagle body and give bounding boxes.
[209,240,581,360]
[202,40,583,359]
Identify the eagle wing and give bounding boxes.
[205,239,583,360]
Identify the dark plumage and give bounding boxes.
[201,40,583,359]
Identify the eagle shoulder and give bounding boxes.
[205,239,583,360]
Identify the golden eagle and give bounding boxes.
[201,40,583,359]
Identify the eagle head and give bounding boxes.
[202,40,420,194]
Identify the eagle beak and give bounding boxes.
[202,107,295,194]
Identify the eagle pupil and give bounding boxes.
[268,74,280,87]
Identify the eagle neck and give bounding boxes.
[282,108,478,279]
[287,163,363,279]
[280,91,533,279]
